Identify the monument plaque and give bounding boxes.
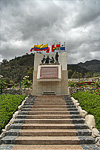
[40,67,58,79]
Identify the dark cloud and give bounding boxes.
[0,0,100,64]
[74,0,100,27]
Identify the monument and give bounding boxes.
[32,52,68,95]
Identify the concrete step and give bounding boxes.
[6,129,92,136]
[31,105,72,108]
[14,119,85,124]
[33,105,72,108]
[19,111,79,115]
[1,144,99,150]
[34,99,66,101]
[33,102,67,105]
[34,102,74,105]
[1,136,95,145]
[10,123,89,130]
[24,103,34,105]
[21,108,78,111]
[16,114,81,119]
[34,102,66,105]
[22,108,69,111]
[22,105,76,108]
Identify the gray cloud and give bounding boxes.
[74,0,100,27]
[0,0,100,64]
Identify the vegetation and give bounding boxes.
[69,81,100,96]
[22,76,32,88]
[72,91,100,132]
[0,54,100,83]
[0,53,34,83]
[0,94,26,133]
[67,64,89,78]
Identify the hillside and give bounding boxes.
[0,54,99,83]
[0,53,34,83]
[67,64,89,78]
[78,60,100,72]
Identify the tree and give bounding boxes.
[22,76,32,88]
[85,72,93,78]
[68,69,73,78]
[2,59,8,65]
[93,72,100,77]
[27,67,33,81]
[71,71,79,78]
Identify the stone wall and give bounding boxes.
[2,88,32,96]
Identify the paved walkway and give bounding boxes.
[0,95,99,150]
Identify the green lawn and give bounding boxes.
[72,91,100,132]
[0,94,26,133]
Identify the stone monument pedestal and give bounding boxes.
[32,52,68,95]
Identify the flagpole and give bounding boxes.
[64,42,66,52]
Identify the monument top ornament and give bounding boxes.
[41,52,59,65]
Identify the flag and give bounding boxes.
[60,44,65,51]
[40,43,48,51]
[53,47,57,51]
[46,47,50,53]
[56,44,60,47]
[34,44,43,48]
[30,46,34,52]
[55,43,60,51]
[51,44,55,52]
[34,44,43,51]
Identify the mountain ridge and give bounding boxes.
[77,59,100,72]
[0,54,100,83]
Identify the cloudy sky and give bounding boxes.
[0,0,100,64]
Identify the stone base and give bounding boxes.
[32,70,68,96]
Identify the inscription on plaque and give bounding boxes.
[40,67,58,79]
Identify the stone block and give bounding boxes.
[85,115,95,130]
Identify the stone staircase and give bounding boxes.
[0,95,99,150]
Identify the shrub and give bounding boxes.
[0,94,26,133]
[72,91,100,132]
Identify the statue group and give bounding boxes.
[41,52,59,64]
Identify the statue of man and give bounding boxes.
[50,57,55,63]
[45,56,50,64]
[55,52,59,63]
[41,55,45,64]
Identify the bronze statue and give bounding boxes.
[45,56,50,64]
[41,55,46,64]
[50,57,55,63]
[55,52,59,63]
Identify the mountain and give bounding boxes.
[0,53,100,83]
[78,60,100,72]
[67,64,89,78]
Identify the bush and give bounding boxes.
[0,94,26,133]
[72,91,100,132]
